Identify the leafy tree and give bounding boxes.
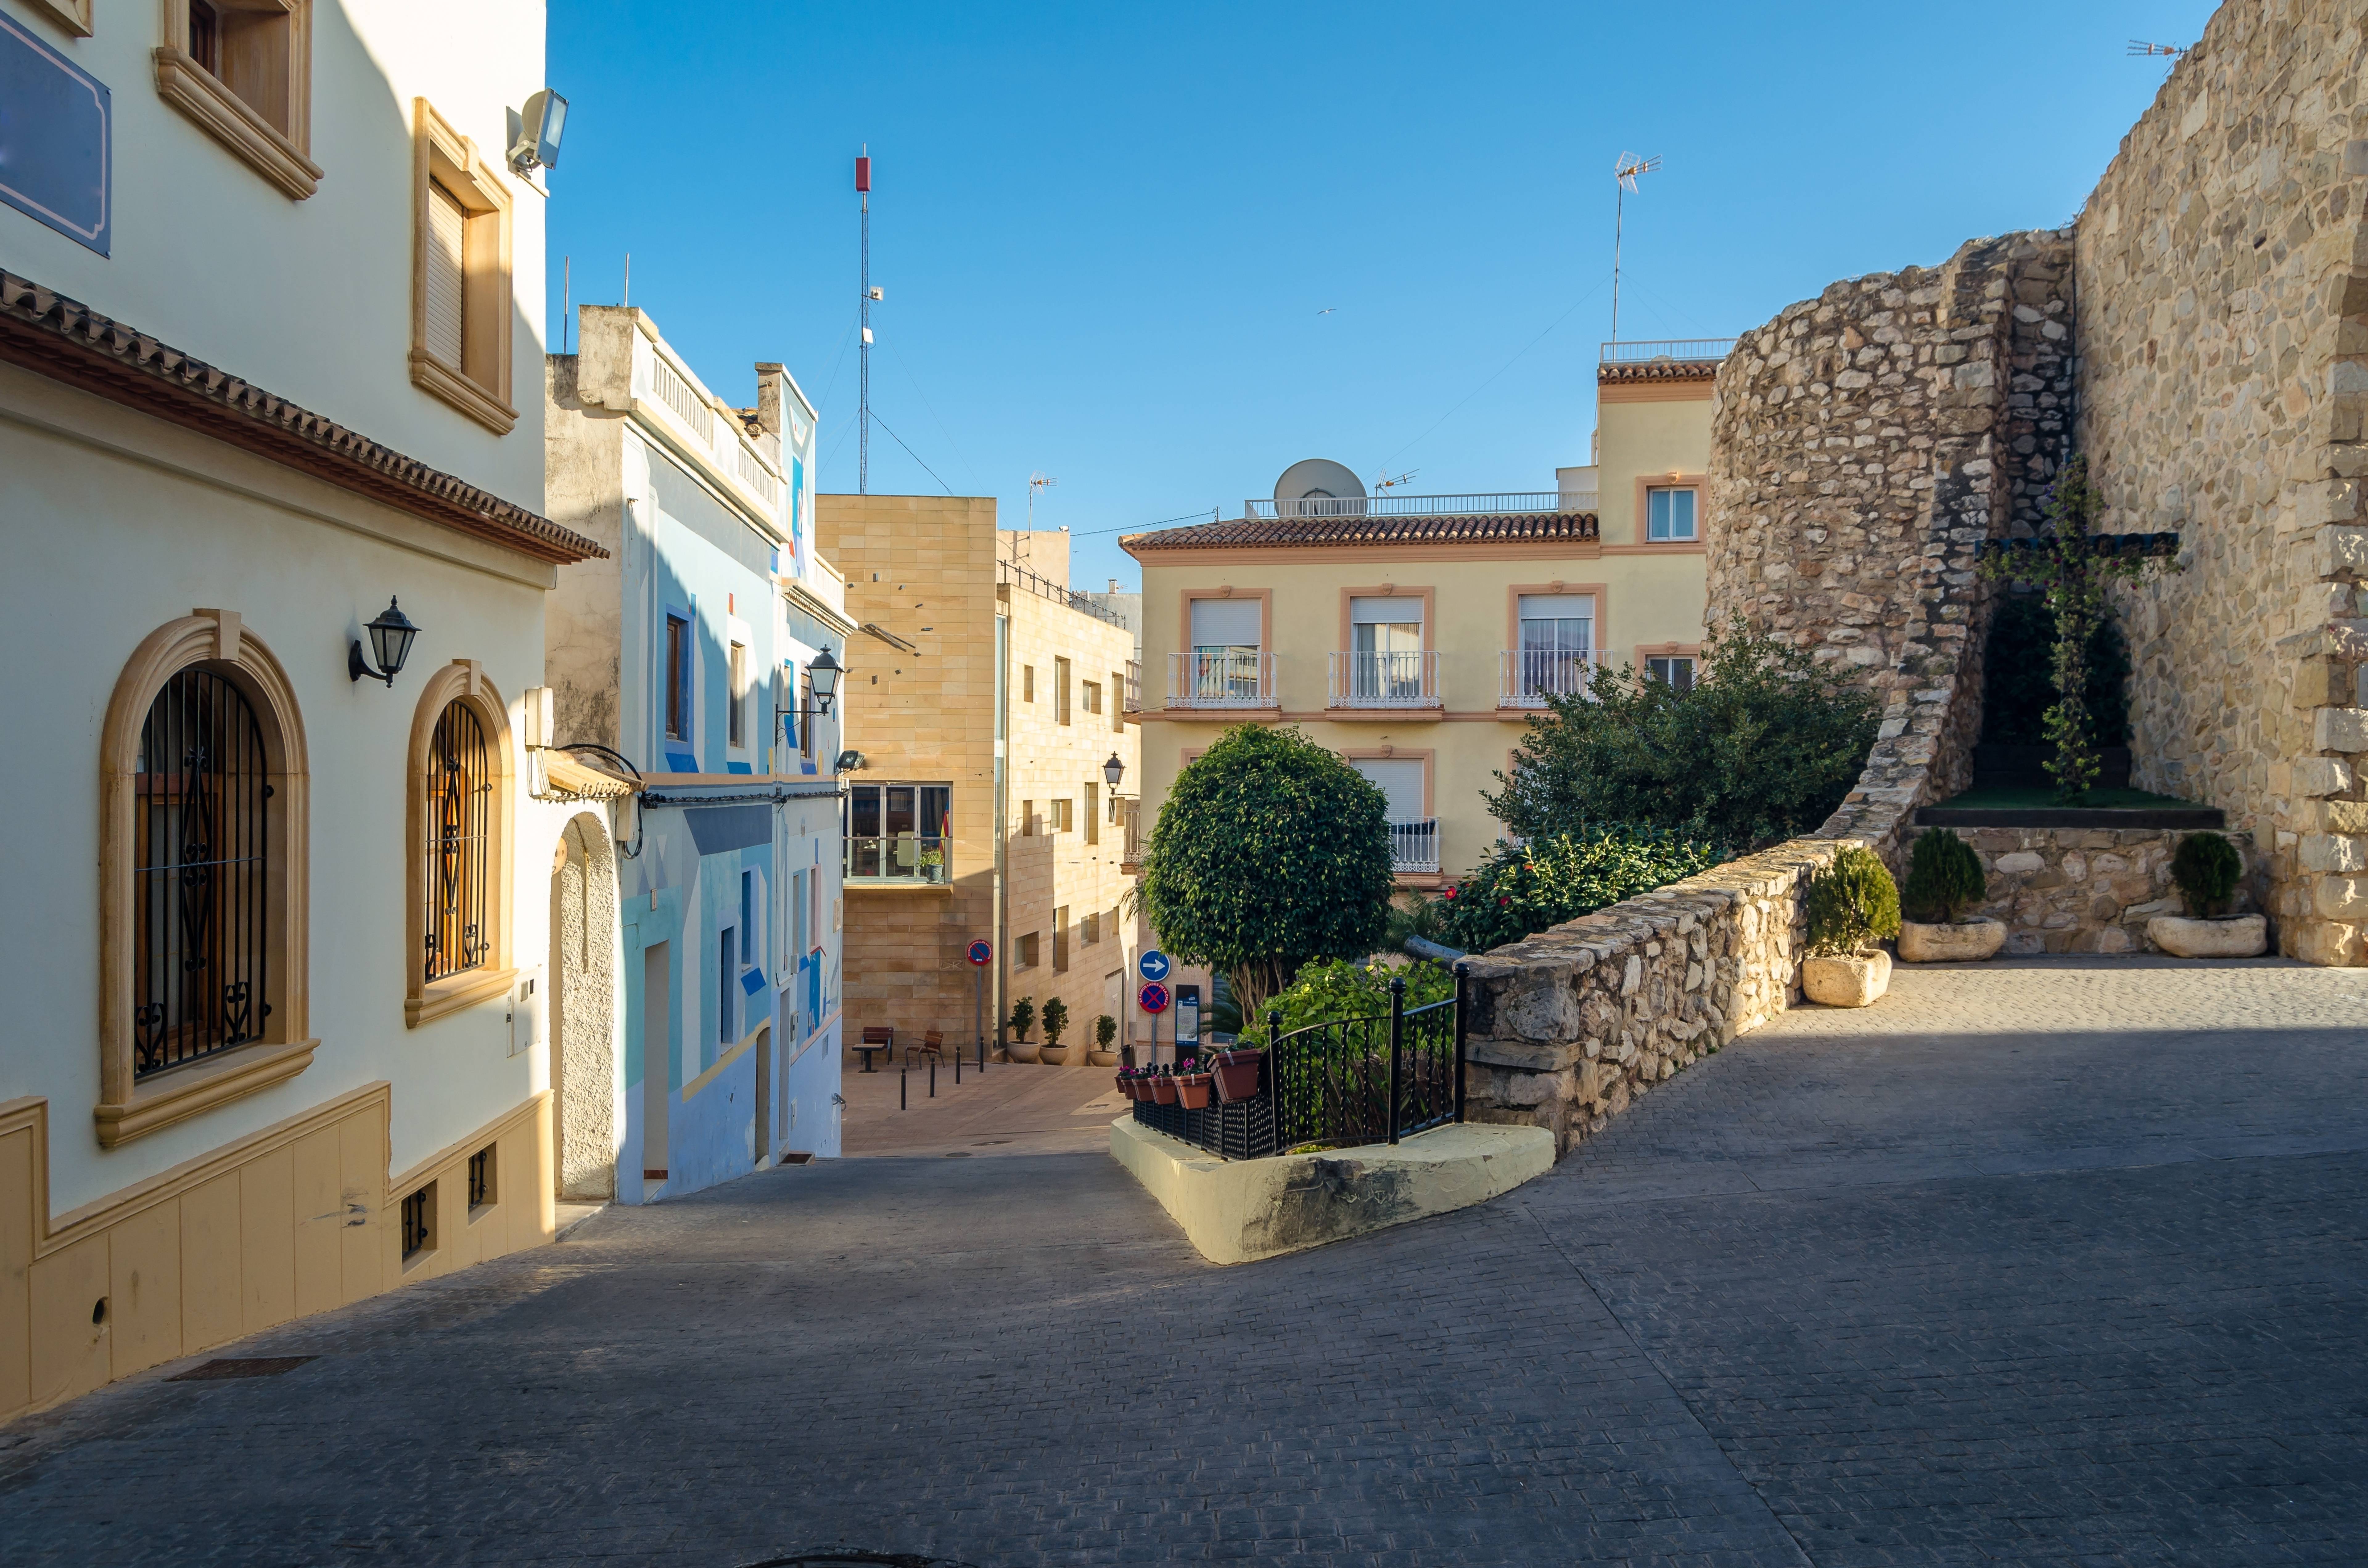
[1432,826,1726,953]
[1006,997,1034,1042]
[1094,1013,1118,1050]
[1141,724,1397,1021]
[1040,997,1068,1048]
[1234,958,1456,1047]
[1488,618,1879,850]
[1901,828,1987,924]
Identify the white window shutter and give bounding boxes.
[424,181,467,368]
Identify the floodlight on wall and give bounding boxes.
[348,597,420,687]
[509,89,569,176]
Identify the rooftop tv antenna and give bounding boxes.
[1028,471,1058,530]
[2127,39,2186,73]
[856,146,876,493]
[1611,151,1660,345]
[1372,468,1418,493]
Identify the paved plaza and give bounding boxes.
[3,956,2366,1566]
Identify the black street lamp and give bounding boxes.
[808,645,844,714]
[349,597,420,687]
[1103,752,1125,791]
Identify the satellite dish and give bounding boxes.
[1273,459,1367,505]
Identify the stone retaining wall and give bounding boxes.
[1962,826,2260,954]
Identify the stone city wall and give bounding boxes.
[2076,0,2368,964]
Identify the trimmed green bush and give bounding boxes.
[1234,957,1456,1047]
[1433,825,1727,954]
[1805,846,1901,956]
[1901,828,1987,925]
[1489,618,1880,851]
[1040,997,1069,1048]
[2170,832,2243,917]
[1006,997,1035,1043]
[1095,1013,1118,1050]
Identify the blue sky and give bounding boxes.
[547,1,2220,592]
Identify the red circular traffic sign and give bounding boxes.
[1138,981,1170,1015]
[966,939,992,967]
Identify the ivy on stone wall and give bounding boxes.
[1983,591,2132,750]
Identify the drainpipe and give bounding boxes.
[993,607,1009,1055]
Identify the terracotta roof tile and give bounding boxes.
[1124,511,1599,551]
[1597,359,1721,383]
[0,268,605,564]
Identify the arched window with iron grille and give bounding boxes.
[134,666,272,1079]
[423,699,493,983]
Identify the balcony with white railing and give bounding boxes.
[1389,819,1441,874]
[1244,491,1565,521]
[1168,650,1275,710]
[1499,648,1605,708]
[1328,651,1440,710]
[630,330,788,529]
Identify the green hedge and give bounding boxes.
[1433,825,1726,953]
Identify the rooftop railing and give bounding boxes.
[998,559,1131,629]
[1244,491,1565,520]
[1599,337,1737,364]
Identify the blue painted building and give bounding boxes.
[542,307,849,1205]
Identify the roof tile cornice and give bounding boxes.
[1124,511,1599,551]
[1597,360,1720,384]
[0,268,605,564]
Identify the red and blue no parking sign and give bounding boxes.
[966,939,992,967]
[1138,981,1170,1015]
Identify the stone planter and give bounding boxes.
[2145,914,2267,958]
[1005,1040,1041,1064]
[1802,948,1892,1008]
[1898,918,2005,963]
[1087,1049,1120,1067]
[1040,1044,1071,1066]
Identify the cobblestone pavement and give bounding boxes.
[4,957,2366,1567]
[841,1054,1128,1157]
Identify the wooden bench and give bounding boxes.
[855,1026,893,1073]
[906,1029,946,1069]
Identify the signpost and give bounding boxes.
[1138,949,1170,983]
[1138,979,1170,1068]
[967,939,992,1071]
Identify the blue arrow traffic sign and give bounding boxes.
[1138,949,1170,982]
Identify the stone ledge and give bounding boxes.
[1107,1118,1554,1266]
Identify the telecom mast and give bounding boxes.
[856,146,872,494]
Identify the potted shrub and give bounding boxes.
[1005,997,1040,1064]
[1898,827,2004,962]
[1174,1055,1214,1109]
[1087,1012,1121,1068]
[1039,997,1071,1065]
[917,844,946,883]
[2147,832,2266,957]
[1148,1064,1179,1104]
[1211,1044,1263,1102]
[1802,845,1901,1007]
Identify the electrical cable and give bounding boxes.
[885,341,988,493]
[869,411,957,495]
[1379,277,1609,470]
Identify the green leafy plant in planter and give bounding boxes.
[1902,828,1987,925]
[1040,997,1069,1050]
[1006,997,1035,1042]
[1977,455,2175,800]
[1805,847,1901,957]
[1095,1013,1117,1050]
[2170,832,2243,917]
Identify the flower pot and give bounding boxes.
[1175,1073,1214,1110]
[1087,1049,1120,1068]
[1006,1040,1041,1064]
[1149,1076,1178,1105]
[1114,1073,1134,1099]
[2145,913,2267,958]
[1213,1051,1263,1103]
[1898,918,2005,964]
[1041,1044,1071,1066]
[1803,948,1891,1008]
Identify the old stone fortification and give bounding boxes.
[2077,0,2368,965]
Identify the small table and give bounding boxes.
[854,1043,889,1073]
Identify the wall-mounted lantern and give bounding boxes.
[348,597,419,687]
[1103,752,1126,791]
[808,645,844,714]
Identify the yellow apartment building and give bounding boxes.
[1120,341,1728,1030]
[819,497,1140,1063]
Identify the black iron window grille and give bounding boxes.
[400,1185,432,1259]
[423,700,492,984]
[467,1146,493,1210]
[134,666,272,1080]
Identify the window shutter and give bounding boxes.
[425,181,467,369]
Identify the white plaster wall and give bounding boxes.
[0,0,549,512]
[0,362,583,1214]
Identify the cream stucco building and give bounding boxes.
[1120,344,1726,1026]
[0,0,598,1420]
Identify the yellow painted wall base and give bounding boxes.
[1108,1116,1554,1266]
[0,1087,555,1424]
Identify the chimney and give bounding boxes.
[752,363,786,435]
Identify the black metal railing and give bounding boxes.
[1130,970,1466,1160]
